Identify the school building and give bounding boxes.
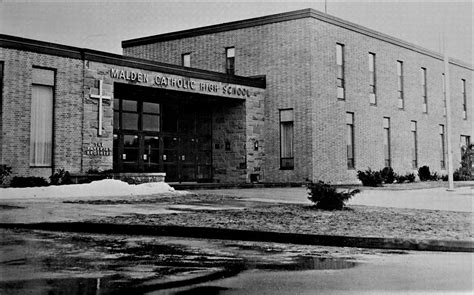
[0,8,472,184]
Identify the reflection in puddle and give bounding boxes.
[0,276,116,295]
[253,256,357,271]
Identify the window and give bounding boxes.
[383,117,391,167]
[442,73,447,116]
[421,68,428,113]
[460,135,471,158]
[226,47,235,75]
[0,62,3,116]
[439,125,446,169]
[397,61,404,109]
[182,53,191,67]
[462,79,467,119]
[411,121,418,169]
[279,109,294,169]
[336,44,345,99]
[346,112,355,169]
[369,53,376,105]
[30,67,54,167]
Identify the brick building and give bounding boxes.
[0,8,472,184]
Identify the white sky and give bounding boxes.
[0,1,472,63]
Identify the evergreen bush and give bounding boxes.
[0,164,12,185]
[418,166,431,181]
[357,168,383,187]
[380,167,396,184]
[10,176,49,187]
[49,169,73,185]
[306,181,360,210]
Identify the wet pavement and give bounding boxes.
[1,228,472,294]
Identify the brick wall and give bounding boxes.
[124,16,472,184]
[0,48,84,179]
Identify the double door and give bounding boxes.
[113,98,212,182]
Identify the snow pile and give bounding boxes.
[0,179,185,199]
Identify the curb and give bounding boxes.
[0,222,472,253]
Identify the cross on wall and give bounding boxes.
[90,80,111,136]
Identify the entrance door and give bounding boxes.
[113,94,212,182]
[160,104,212,182]
[113,99,161,172]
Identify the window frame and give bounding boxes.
[411,120,418,169]
[30,66,56,168]
[421,67,428,113]
[383,117,391,167]
[397,60,404,109]
[336,43,345,100]
[182,53,191,67]
[346,112,355,169]
[225,47,235,75]
[369,52,376,105]
[461,79,467,119]
[279,108,294,170]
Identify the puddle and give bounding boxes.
[0,275,123,295]
[252,256,357,271]
[0,204,25,210]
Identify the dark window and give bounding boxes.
[462,79,467,119]
[411,121,418,169]
[280,109,294,169]
[336,44,345,99]
[439,125,445,169]
[226,47,235,75]
[383,117,391,167]
[421,68,428,113]
[346,112,355,169]
[442,73,447,116]
[397,61,404,109]
[369,53,376,105]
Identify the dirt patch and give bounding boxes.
[92,201,473,241]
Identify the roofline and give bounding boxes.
[122,8,472,71]
[0,34,266,88]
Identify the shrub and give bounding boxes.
[0,165,12,185]
[357,168,383,187]
[10,176,49,188]
[380,167,396,184]
[306,181,360,210]
[405,173,416,183]
[453,168,471,181]
[395,172,416,183]
[49,168,72,185]
[441,174,448,181]
[418,166,431,181]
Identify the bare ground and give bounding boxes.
[88,193,473,241]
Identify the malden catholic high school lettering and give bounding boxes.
[110,68,251,98]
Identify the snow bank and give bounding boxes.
[0,179,185,199]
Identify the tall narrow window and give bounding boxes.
[182,53,191,67]
[346,112,355,169]
[383,117,391,167]
[397,61,404,109]
[336,44,345,99]
[226,47,235,75]
[442,73,447,116]
[421,68,428,113]
[410,121,418,169]
[0,62,3,116]
[460,135,471,158]
[30,67,54,167]
[439,125,446,169]
[462,79,467,119]
[280,109,294,169]
[369,53,376,105]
